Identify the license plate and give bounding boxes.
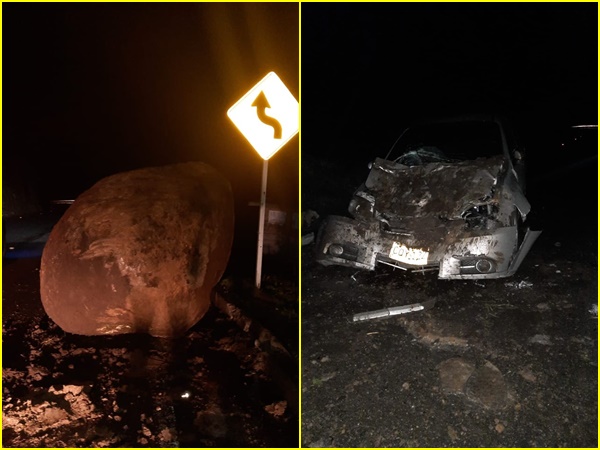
[389,242,429,265]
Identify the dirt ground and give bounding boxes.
[2,253,298,448]
[300,154,598,447]
[301,239,597,447]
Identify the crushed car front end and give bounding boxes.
[315,116,541,279]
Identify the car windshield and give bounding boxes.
[387,121,505,165]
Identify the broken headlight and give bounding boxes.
[348,190,375,220]
[461,204,498,229]
[327,242,359,261]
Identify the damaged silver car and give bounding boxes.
[315,115,541,279]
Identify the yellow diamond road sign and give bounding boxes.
[227,72,299,160]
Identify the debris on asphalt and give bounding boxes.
[505,280,534,289]
[518,368,537,383]
[529,334,553,345]
[353,299,436,322]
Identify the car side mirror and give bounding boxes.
[367,161,373,170]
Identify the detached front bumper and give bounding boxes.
[314,215,541,279]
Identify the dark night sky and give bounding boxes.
[301,2,597,162]
[3,2,299,212]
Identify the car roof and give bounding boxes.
[405,113,505,127]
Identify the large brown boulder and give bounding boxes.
[40,162,234,337]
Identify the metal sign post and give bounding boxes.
[255,160,268,288]
[227,72,299,289]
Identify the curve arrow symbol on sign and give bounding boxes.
[252,91,282,139]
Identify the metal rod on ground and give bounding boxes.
[353,301,436,322]
[255,159,268,289]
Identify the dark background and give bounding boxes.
[301,2,596,162]
[301,2,597,234]
[4,2,298,204]
[3,2,299,272]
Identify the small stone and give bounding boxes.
[41,407,69,425]
[495,423,505,433]
[518,368,537,382]
[402,382,410,390]
[438,357,476,394]
[265,400,287,417]
[447,425,459,442]
[320,372,337,382]
[465,361,508,410]
[159,428,174,442]
[529,334,552,346]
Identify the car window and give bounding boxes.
[389,121,504,162]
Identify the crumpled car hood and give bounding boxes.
[365,155,506,221]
